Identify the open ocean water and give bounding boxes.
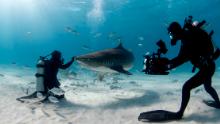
[0,1,220,124]
[0,0,219,72]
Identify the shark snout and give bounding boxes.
[76,56,93,65]
[76,56,91,61]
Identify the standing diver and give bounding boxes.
[166,18,220,119]
[139,16,220,122]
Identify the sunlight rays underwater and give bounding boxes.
[0,0,106,47]
[0,0,55,48]
[0,0,110,65]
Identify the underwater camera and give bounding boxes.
[142,40,170,75]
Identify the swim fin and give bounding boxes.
[138,110,181,122]
[16,92,47,103]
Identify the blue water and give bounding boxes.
[0,0,220,72]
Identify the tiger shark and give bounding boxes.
[76,43,134,75]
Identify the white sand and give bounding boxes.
[0,64,220,124]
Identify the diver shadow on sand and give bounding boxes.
[100,90,160,109]
[184,110,220,123]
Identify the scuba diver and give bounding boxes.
[40,50,75,93]
[166,16,220,119]
[17,50,75,103]
[139,16,220,122]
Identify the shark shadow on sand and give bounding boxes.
[100,90,159,109]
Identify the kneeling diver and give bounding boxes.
[17,50,75,102]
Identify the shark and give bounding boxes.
[76,43,135,75]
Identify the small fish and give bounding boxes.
[26,32,32,39]
[138,43,143,47]
[82,45,92,50]
[65,27,71,32]
[93,33,102,38]
[72,30,80,35]
[71,1,87,4]
[11,62,16,65]
[108,32,123,44]
[65,27,80,36]
[145,52,150,56]
[26,32,32,35]
[138,36,144,41]
[68,7,81,12]
[108,32,117,39]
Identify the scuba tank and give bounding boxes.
[35,54,51,92]
[36,56,46,92]
[183,16,220,72]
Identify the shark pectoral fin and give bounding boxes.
[110,66,132,75]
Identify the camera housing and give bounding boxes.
[142,40,170,75]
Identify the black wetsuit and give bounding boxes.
[169,29,220,117]
[44,58,74,91]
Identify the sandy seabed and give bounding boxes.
[0,64,220,124]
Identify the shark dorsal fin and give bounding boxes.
[115,42,124,49]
